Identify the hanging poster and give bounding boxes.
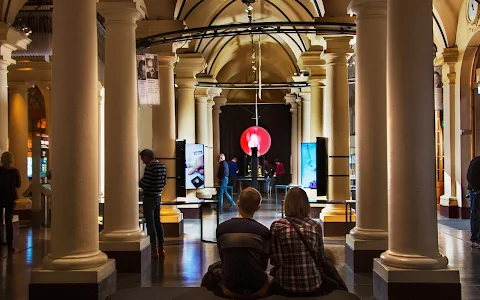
[136,54,160,105]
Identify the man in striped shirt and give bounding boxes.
[140,149,167,259]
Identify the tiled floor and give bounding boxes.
[1,203,478,300]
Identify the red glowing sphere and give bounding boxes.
[240,126,271,156]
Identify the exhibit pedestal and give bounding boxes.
[100,237,151,273]
[373,259,461,300]
[29,260,117,300]
[161,207,184,237]
[345,235,387,273]
[439,195,462,219]
[320,213,356,237]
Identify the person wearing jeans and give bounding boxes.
[218,153,235,212]
[467,155,480,249]
[140,149,167,259]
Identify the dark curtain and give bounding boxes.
[219,104,292,178]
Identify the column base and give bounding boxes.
[373,259,461,300]
[439,195,459,218]
[29,259,117,300]
[345,235,387,273]
[319,214,356,237]
[163,219,184,237]
[100,237,151,273]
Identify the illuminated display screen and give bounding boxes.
[185,144,205,190]
[301,143,317,188]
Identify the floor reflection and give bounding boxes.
[1,207,479,300]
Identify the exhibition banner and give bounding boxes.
[136,54,160,105]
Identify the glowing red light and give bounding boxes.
[240,126,271,156]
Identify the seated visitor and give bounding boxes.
[216,187,270,299]
[270,187,347,297]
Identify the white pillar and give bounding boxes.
[300,93,311,142]
[31,0,115,289]
[373,0,460,298]
[0,24,30,154]
[286,95,298,185]
[346,0,388,273]
[152,51,183,225]
[207,89,220,192]
[213,96,226,186]
[296,98,303,184]
[97,1,148,258]
[439,48,460,216]
[320,37,354,224]
[195,89,212,199]
[0,62,9,153]
[176,53,206,199]
[8,86,30,194]
[309,79,325,140]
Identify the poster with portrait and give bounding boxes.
[136,54,160,105]
[185,144,205,190]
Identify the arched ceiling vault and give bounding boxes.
[432,0,461,52]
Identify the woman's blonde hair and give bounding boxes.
[284,187,310,218]
[1,151,14,168]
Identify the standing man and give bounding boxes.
[228,157,239,193]
[274,159,286,185]
[467,155,480,249]
[140,149,166,259]
[218,153,235,212]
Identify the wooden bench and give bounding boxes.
[106,287,361,300]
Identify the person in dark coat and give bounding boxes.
[467,155,480,249]
[0,152,21,253]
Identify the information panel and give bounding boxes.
[185,144,205,190]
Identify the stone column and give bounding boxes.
[319,36,355,237]
[299,50,326,140]
[207,86,221,194]
[97,1,149,273]
[151,48,183,237]
[213,96,227,186]
[373,0,460,298]
[8,85,30,194]
[0,24,30,154]
[296,97,303,184]
[345,0,388,273]
[194,88,212,199]
[30,0,115,296]
[439,48,460,218]
[175,53,206,199]
[286,94,298,185]
[300,92,311,142]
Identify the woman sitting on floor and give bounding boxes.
[269,187,347,297]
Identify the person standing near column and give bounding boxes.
[140,149,167,259]
[0,151,21,253]
[218,153,235,212]
[467,155,480,249]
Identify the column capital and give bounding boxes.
[298,50,326,77]
[285,94,297,105]
[299,92,311,102]
[136,20,186,39]
[321,36,354,63]
[8,82,31,93]
[175,77,197,89]
[175,53,206,78]
[349,0,387,18]
[0,23,31,66]
[439,48,458,84]
[97,1,145,23]
[157,54,176,67]
[195,87,210,102]
[213,96,227,110]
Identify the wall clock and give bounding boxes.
[467,0,479,23]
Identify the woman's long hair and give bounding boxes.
[1,151,14,169]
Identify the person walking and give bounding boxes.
[218,153,235,212]
[467,155,480,249]
[0,152,21,253]
[140,149,167,259]
[228,157,239,193]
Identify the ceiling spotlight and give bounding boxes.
[21,25,32,36]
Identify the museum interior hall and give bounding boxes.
[0,0,479,299]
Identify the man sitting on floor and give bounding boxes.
[216,187,270,298]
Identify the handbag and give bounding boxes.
[286,217,348,293]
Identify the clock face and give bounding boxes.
[468,0,479,22]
